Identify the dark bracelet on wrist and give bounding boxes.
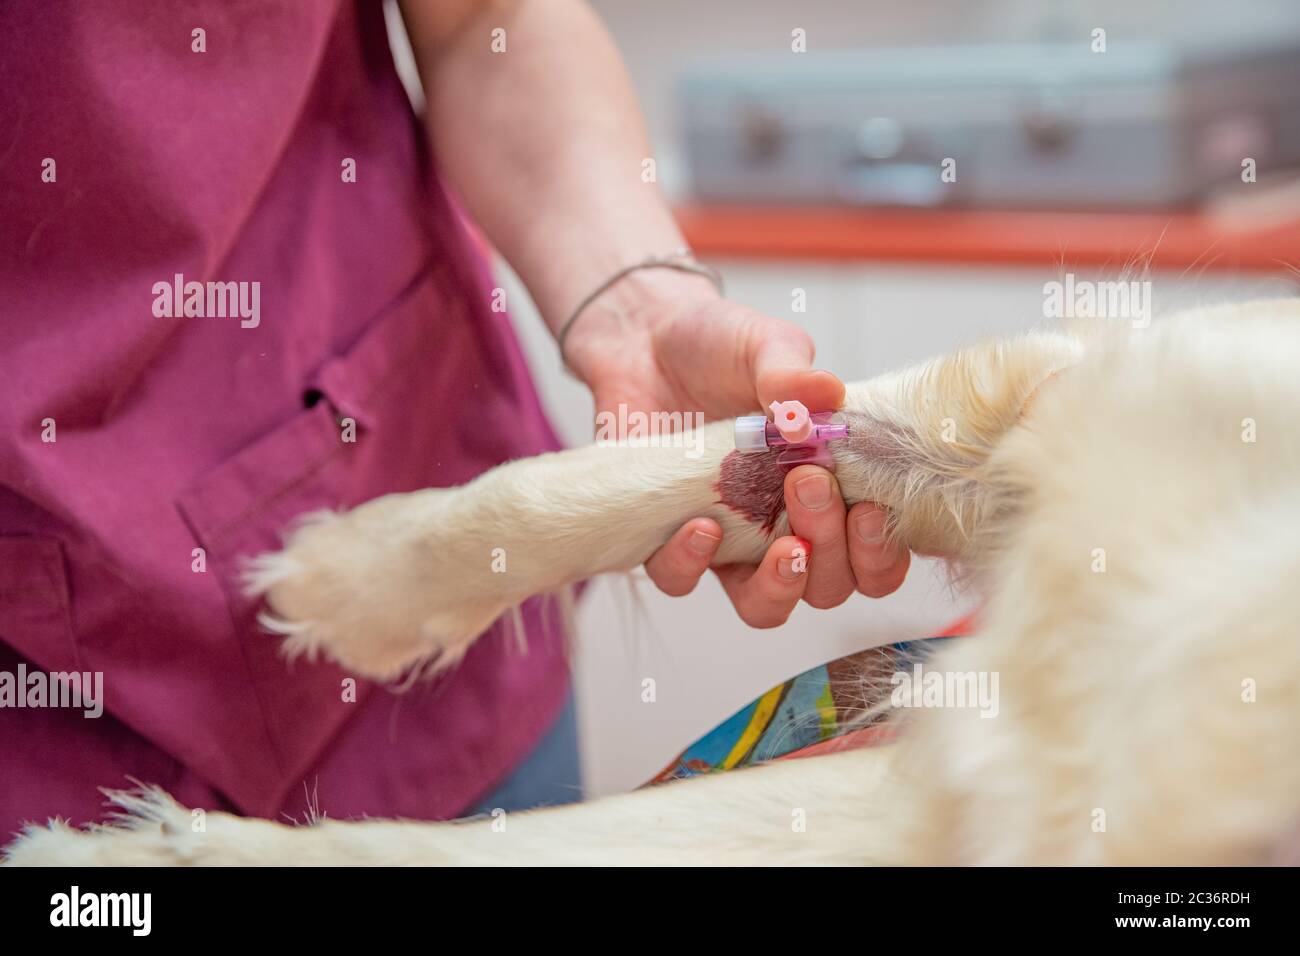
[555,249,724,372]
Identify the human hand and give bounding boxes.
[565,270,910,626]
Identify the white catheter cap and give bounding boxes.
[734,415,770,453]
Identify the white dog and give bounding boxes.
[7,299,1300,865]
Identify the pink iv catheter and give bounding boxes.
[733,400,850,470]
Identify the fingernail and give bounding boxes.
[688,529,720,554]
[778,538,811,579]
[795,473,832,510]
[855,510,888,545]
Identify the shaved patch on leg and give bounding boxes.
[716,450,787,533]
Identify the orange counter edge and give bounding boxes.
[675,204,1300,272]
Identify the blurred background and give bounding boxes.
[393,0,1300,796]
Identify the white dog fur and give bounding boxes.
[7,299,1300,865]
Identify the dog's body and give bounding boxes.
[8,300,1300,865]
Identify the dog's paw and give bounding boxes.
[5,786,201,866]
[4,786,307,866]
[245,489,512,682]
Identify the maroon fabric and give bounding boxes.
[0,0,569,832]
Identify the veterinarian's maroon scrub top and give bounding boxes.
[0,1,570,831]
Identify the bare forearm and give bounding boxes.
[401,0,706,334]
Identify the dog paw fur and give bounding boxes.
[2,786,326,866]
[5,786,219,866]
[244,489,513,682]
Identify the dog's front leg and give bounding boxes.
[247,419,777,680]
[250,329,1082,680]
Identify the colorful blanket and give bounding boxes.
[650,617,973,784]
